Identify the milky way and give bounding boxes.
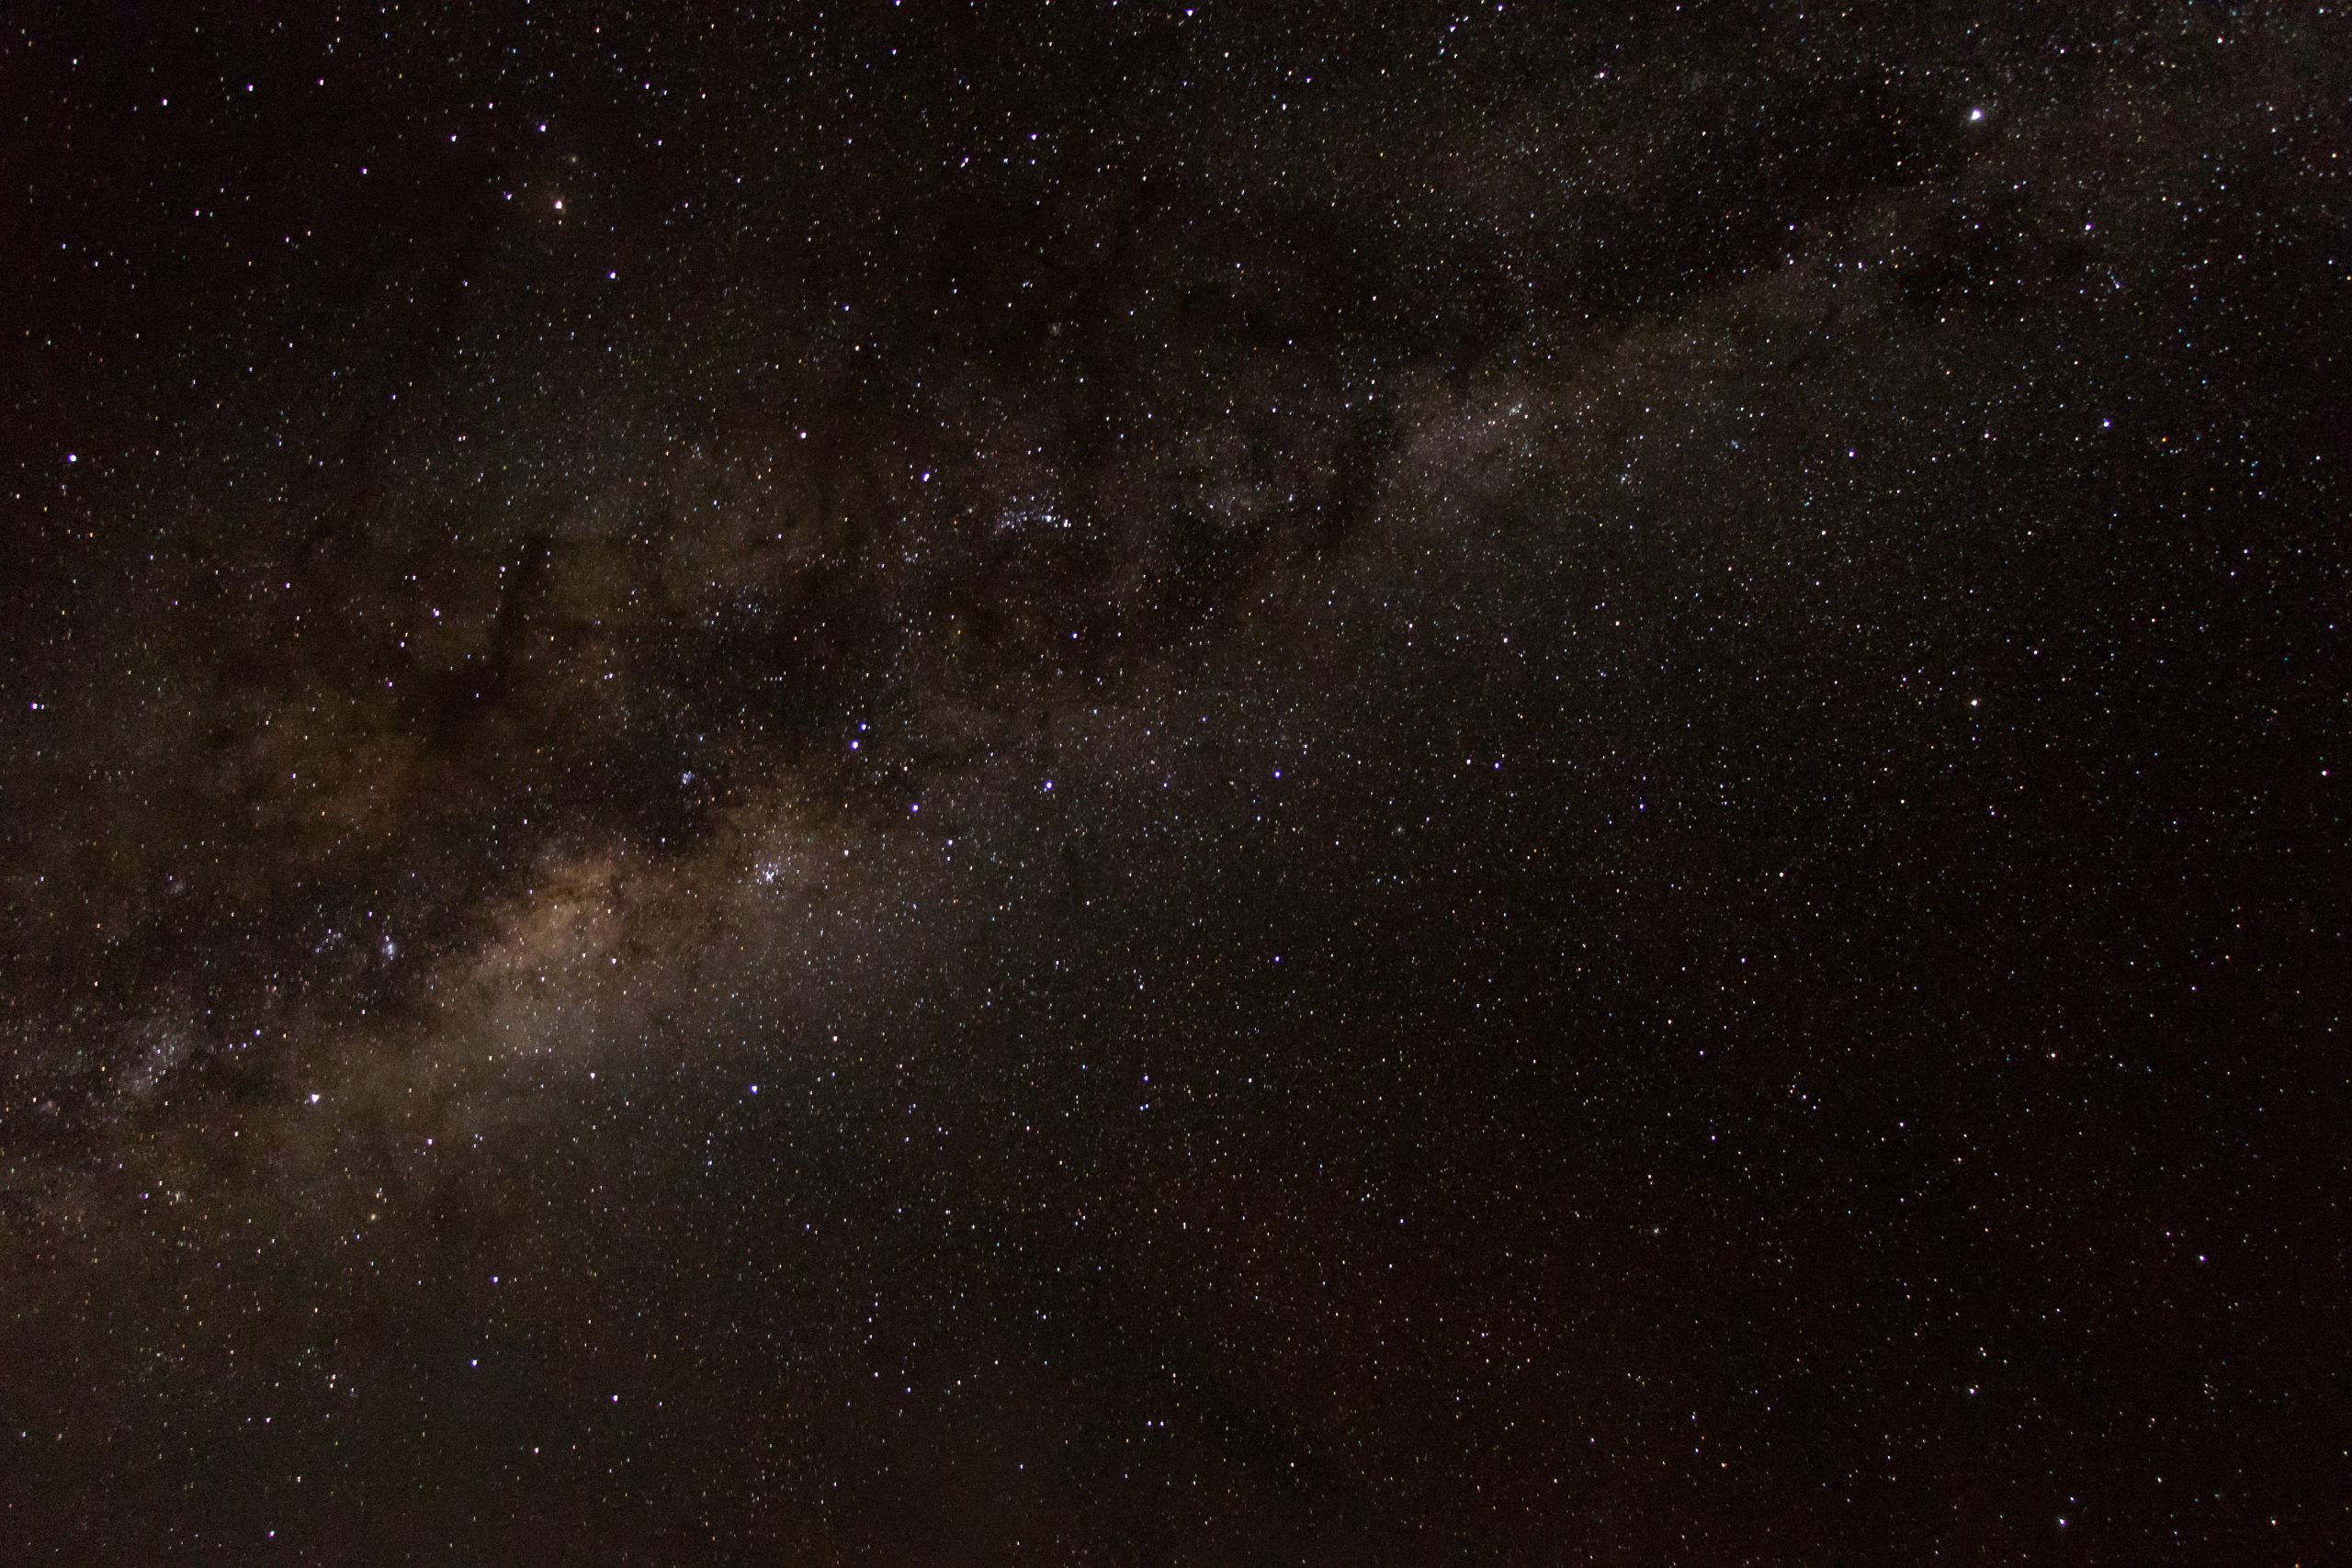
[4,5,2346,1561]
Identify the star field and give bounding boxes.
[3,3,2346,1562]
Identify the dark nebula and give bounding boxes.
[3,3,2346,1562]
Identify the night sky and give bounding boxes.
[4,3,2347,1562]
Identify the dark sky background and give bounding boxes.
[3,2,2346,1562]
